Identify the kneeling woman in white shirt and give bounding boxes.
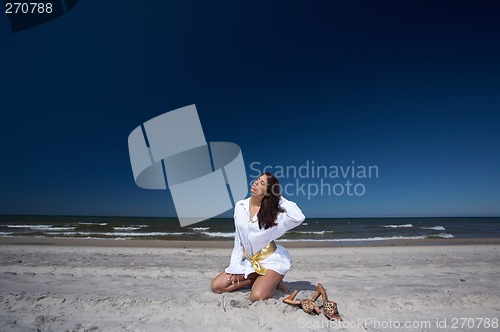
[211,172,305,301]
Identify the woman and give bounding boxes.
[211,172,305,301]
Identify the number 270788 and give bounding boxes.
[5,2,53,14]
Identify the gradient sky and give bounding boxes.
[1,0,499,218]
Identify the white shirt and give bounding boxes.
[225,196,305,277]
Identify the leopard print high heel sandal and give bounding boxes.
[282,289,321,315]
[313,283,342,321]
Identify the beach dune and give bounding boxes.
[1,241,499,331]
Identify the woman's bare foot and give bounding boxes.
[276,280,289,293]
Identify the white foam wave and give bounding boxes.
[45,232,192,237]
[79,222,108,226]
[294,231,326,235]
[191,227,210,231]
[6,225,54,229]
[382,223,413,228]
[114,227,141,231]
[422,226,446,231]
[47,227,75,231]
[431,233,454,239]
[280,235,426,242]
[280,233,456,242]
[201,232,235,238]
[5,225,76,231]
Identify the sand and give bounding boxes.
[1,239,499,331]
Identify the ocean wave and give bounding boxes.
[6,224,54,229]
[422,226,446,231]
[5,225,77,231]
[114,227,142,231]
[79,222,108,226]
[281,235,427,242]
[428,233,454,239]
[45,231,192,237]
[46,227,75,231]
[382,223,413,228]
[191,227,210,231]
[201,232,235,238]
[301,223,308,226]
[292,231,326,235]
[280,233,456,242]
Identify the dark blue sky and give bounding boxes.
[1,0,499,218]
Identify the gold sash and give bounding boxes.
[243,241,277,275]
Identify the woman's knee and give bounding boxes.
[210,275,224,293]
[250,289,271,302]
[211,280,224,293]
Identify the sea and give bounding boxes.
[1,215,499,242]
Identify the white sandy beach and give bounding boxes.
[1,241,499,331]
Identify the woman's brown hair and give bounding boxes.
[257,172,284,230]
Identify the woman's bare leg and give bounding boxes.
[211,272,258,293]
[276,280,289,293]
[250,269,285,302]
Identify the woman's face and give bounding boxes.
[251,175,269,196]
